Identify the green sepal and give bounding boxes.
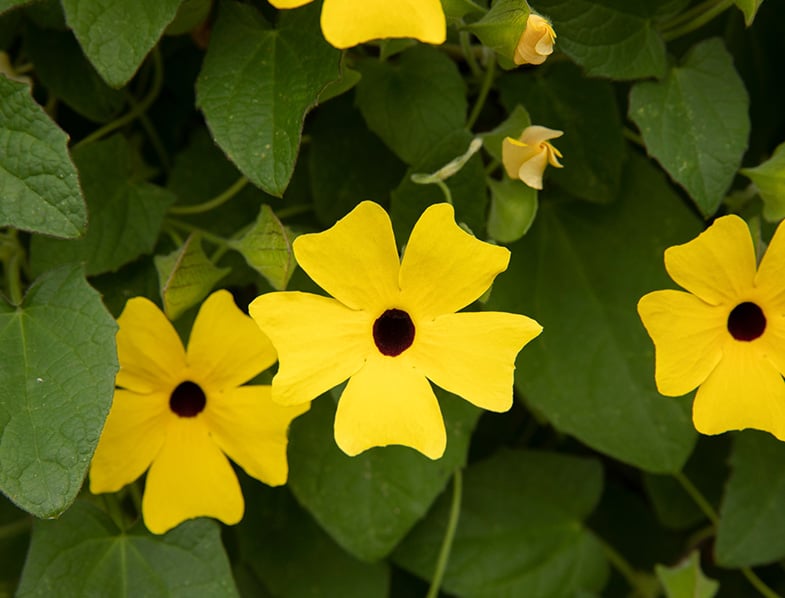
[465,0,530,64]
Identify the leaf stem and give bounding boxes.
[661,0,734,41]
[2,230,25,305]
[594,532,657,597]
[622,127,645,148]
[0,517,32,541]
[467,56,496,131]
[127,91,171,172]
[75,48,164,148]
[674,471,782,598]
[276,203,313,220]
[165,219,231,248]
[426,469,463,598]
[168,176,249,215]
[459,31,483,78]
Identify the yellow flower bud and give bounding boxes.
[502,125,564,190]
[514,14,556,66]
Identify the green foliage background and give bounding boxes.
[1,0,784,596]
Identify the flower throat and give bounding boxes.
[727,301,766,341]
[170,381,207,417]
[373,309,415,356]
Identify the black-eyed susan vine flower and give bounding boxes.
[514,14,556,66]
[268,0,446,49]
[89,291,308,534]
[638,215,785,439]
[249,201,542,459]
[502,125,564,190]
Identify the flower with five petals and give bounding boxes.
[638,215,785,440]
[502,125,564,190]
[250,201,542,459]
[89,291,308,534]
[268,0,446,49]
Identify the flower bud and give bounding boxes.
[502,125,563,190]
[514,14,556,66]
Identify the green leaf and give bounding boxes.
[165,0,211,35]
[355,46,467,166]
[394,449,608,597]
[485,154,699,473]
[0,76,85,238]
[16,501,239,596]
[0,265,118,518]
[440,0,485,21]
[287,392,480,561]
[391,129,487,239]
[235,486,389,598]
[0,0,31,14]
[30,135,176,277]
[196,2,341,197]
[229,205,296,291]
[155,234,229,321]
[716,430,785,567]
[61,0,181,87]
[629,38,750,217]
[465,0,529,64]
[733,0,764,25]
[480,104,531,164]
[487,178,538,243]
[656,551,719,598]
[498,62,625,204]
[741,142,785,221]
[308,95,406,227]
[24,24,126,123]
[531,0,667,80]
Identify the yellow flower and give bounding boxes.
[502,125,564,190]
[89,291,308,534]
[638,215,785,440]
[268,0,446,49]
[249,201,542,459]
[514,14,556,66]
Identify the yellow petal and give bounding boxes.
[637,290,726,396]
[517,149,549,190]
[293,201,401,314]
[186,290,277,392]
[399,203,510,319]
[142,418,243,534]
[250,291,371,405]
[502,136,536,179]
[664,215,757,306]
[89,389,169,493]
[268,0,313,7]
[410,311,542,411]
[754,217,785,305]
[334,355,446,459]
[519,125,563,146]
[693,342,785,440]
[205,385,309,486]
[321,0,446,49]
[115,297,187,393]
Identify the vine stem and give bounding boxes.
[426,469,463,598]
[168,176,249,215]
[466,56,496,131]
[661,0,734,41]
[74,48,164,148]
[674,471,782,598]
[459,31,483,78]
[165,219,231,248]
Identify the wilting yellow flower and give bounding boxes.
[638,215,785,440]
[250,201,541,459]
[502,125,564,190]
[514,14,556,66]
[269,0,446,49]
[89,291,308,534]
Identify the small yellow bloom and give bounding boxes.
[250,201,542,459]
[514,14,556,66]
[502,125,564,190]
[89,291,308,534]
[268,0,446,49]
[638,215,785,440]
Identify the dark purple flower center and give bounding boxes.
[169,381,206,417]
[727,302,766,341]
[373,309,415,356]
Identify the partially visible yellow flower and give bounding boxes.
[268,0,446,49]
[250,201,542,460]
[514,14,556,66]
[89,291,308,534]
[638,215,785,440]
[502,125,564,190]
